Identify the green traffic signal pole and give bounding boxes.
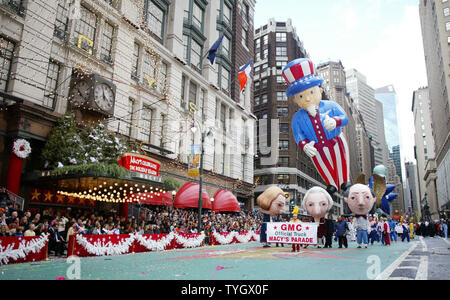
[197,132,205,233]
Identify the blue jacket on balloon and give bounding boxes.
[291,100,348,147]
[369,177,398,215]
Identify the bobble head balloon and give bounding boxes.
[301,187,334,223]
[302,186,334,248]
[283,58,350,193]
[257,186,287,248]
[344,184,377,248]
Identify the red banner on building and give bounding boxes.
[118,152,161,177]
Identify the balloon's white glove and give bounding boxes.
[303,141,318,158]
[323,115,337,131]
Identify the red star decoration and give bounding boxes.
[306,227,309,230]
[274,226,277,230]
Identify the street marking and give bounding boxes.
[388,277,413,280]
[440,237,450,246]
[403,259,421,262]
[419,236,427,252]
[376,242,417,280]
[415,256,428,280]
[396,266,418,270]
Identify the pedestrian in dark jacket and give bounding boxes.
[324,215,335,248]
[335,216,349,248]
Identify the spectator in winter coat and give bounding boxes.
[335,216,349,248]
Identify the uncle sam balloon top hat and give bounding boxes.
[282,58,324,97]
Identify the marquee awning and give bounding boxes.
[212,189,240,213]
[174,182,211,210]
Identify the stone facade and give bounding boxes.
[0,0,256,208]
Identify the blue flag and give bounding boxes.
[206,33,225,65]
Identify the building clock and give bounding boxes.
[69,79,92,107]
[94,83,114,111]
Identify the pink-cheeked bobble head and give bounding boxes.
[344,184,377,216]
[301,187,334,223]
[256,186,287,216]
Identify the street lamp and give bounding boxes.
[191,121,213,233]
[171,190,177,211]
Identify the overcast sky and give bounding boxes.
[254,0,428,166]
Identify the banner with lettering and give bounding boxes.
[188,145,201,177]
[267,222,318,245]
[118,153,161,177]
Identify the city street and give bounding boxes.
[1,237,447,280]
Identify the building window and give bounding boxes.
[263,35,268,45]
[220,67,230,92]
[146,0,166,40]
[276,60,287,69]
[54,1,69,39]
[131,42,140,79]
[276,32,286,42]
[100,22,114,63]
[221,143,226,174]
[261,79,268,89]
[43,60,60,109]
[243,2,250,23]
[445,7,450,16]
[278,157,289,167]
[254,96,260,105]
[189,81,197,107]
[242,27,248,46]
[192,1,204,31]
[263,48,269,59]
[0,36,15,93]
[220,104,227,129]
[261,94,268,104]
[277,174,290,184]
[221,35,231,58]
[279,140,289,151]
[446,21,450,31]
[139,105,153,143]
[126,98,135,137]
[277,92,287,101]
[72,6,97,55]
[1,0,24,16]
[242,154,246,180]
[276,47,287,56]
[279,123,289,134]
[255,38,261,51]
[180,75,186,108]
[223,2,232,25]
[277,107,288,118]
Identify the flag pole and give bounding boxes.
[203,23,231,62]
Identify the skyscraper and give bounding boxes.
[412,87,438,220]
[375,85,403,182]
[374,85,401,151]
[345,69,390,168]
[419,0,450,216]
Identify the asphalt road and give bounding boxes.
[0,237,448,280]
[376,236,450,280]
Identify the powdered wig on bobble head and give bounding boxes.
[257,186,285,211]
[301,186,334,212]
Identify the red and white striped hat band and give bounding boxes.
[282,58,324,96]
[282,59,315,85]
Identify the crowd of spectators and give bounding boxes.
[0,193,263,257]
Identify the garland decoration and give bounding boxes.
[76,234,135,256]
[0,234,49,265]
[212,231,260,245]
[13,139,32,159]
[72,231,258,256]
